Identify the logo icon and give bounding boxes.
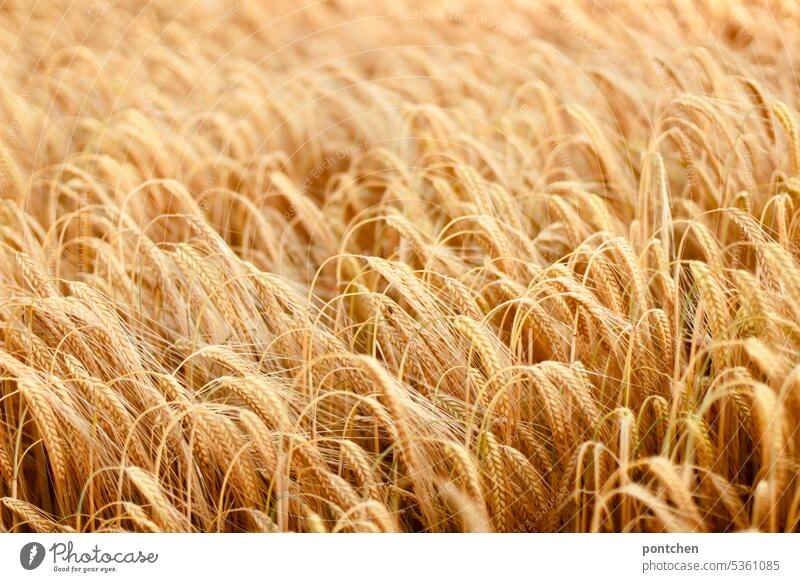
[20,542,46,570]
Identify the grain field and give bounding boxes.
[0,0,799,532]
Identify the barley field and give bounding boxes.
[0,0,799,533]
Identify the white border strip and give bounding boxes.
[1,533,797,581]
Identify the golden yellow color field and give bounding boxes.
[1,0,799,532]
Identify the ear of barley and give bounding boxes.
[773,102,800,176]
